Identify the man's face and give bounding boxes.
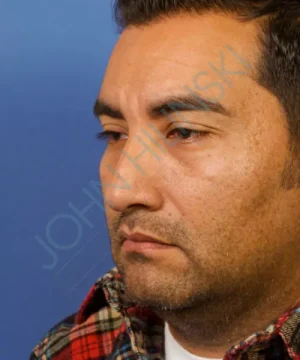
[98,13,300,311]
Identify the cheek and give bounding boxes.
[99,155,115,218]
[170,146,272,235]
[99,154,107,180]
[99,152,113,185]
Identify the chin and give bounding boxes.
[119,263,195,310]
[123,285,195,311]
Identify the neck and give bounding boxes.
[154,285,300,359]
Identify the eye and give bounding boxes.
[96,128,210,144]
[96,131,125,142]
[167,128,210,142]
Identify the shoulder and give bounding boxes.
[30,304,125,360]
[30,268,136,359]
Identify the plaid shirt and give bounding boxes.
[30,267,300,360]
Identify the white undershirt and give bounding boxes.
[164,322,223,360]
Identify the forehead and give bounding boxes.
[100,13,261,112]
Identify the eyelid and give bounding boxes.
[96,127,212,144]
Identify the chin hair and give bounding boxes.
[124,289,197,311]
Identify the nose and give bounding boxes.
[101,131,164,212]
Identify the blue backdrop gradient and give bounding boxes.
[0,1,118,358]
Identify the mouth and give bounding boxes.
[121,231,176,253]
[124,232,170,245]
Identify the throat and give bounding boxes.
[165,321,225,360]
[156,305,239,358]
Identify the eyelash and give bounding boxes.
[96,128,210,144]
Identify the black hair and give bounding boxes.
[113,0,300,185]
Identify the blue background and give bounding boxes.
[0,1,118,358]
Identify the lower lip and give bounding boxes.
[122,239,174,252]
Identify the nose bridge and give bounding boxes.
[125,127,163,172]
[104,127,165,211]
[118,86,164,183]
[118,128,164,188]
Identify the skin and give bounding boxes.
[97,12,300,359]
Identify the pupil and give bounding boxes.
[113,133,120,141]
[178,128,190,138]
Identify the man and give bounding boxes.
[30,0,300,359]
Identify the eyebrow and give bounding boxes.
[93,93,231,121]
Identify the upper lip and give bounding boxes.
[122,231,171,246]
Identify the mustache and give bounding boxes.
[110,210,189,246]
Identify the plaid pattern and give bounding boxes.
[30,267,300,360]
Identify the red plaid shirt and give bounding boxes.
[30,267,300,360]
